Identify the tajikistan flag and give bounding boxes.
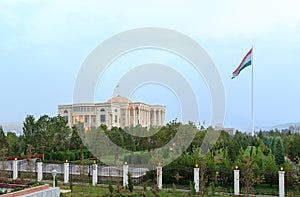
[232,48,253,79]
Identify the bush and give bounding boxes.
[51,152,57,161]
[60,193,66,197]
[128,172,134,193]
[44,152,50,161]
[75,150,80,160]
[57,152,64,161]
[108,180,114,194]
[64,151,70,161]
[69,151,75,161]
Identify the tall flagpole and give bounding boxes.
[251,46,254,137]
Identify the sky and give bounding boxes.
[1,0,300,132]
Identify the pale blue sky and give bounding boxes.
[1,0,300,132]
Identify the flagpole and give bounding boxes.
[251,46,254,137]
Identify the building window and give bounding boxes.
[85,116,88,123]
[114,115,118,123]
[100,108,105,112]
[64,110,68,113]
[115,109,117,112]
[100,115,106,122]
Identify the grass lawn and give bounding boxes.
[59,185,233,197]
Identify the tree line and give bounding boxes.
[0,115,299,168]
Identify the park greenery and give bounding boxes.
[0,114,300,196]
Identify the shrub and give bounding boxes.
[69,152,75,161]
[108,180,114,194]
[128,172,134,193]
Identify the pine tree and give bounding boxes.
[127,171,134,192]
[273,137,285,166]
[0,126,8,149]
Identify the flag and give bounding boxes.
[232,48,253,79]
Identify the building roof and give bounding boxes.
[106,95,131,103]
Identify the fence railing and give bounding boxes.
[0,160,299,196]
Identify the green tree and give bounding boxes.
[6,132,21,156]
[0,126,8,149]
[285,133,300,162]
[239,154,258,197]
[127,171,134,192]
[70,124,85,150]
[22,114,72,155]
[51,115,71,152]
[264,154,276,186]
[22,115,36,150]
[273,136,285,166]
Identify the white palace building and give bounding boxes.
[58,95,166,130]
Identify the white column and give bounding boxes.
[68,112,72,127]
[125,108,128,127]
[157,164,162,190]
[279,170,285,197]
[162,110,165,125]
[138,108,141,125]
[148,110,151,127]
[92,163,98,186]
[153,110,157,127]
[89,115,92,128]
[13,158,18,180]
[234,169,240,196]
[123,163,129,187]
[133,109,136,127]
[158,109,161,126]
[194,166,199,193]
[64,162,69,184]
[37,162,43,182]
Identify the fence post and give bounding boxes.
[157,163,162,190]
[37,161,43,181]
[64,161,69,184]
[194,164,199,193]
[92,162,98,186]
[279,167,285,197]
[123,162,129,187]
[13,158,18,180]
[234,166,240,196]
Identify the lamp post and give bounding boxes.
[194,164,199,193]
[234,165,240,196]
[51,169,57,187]
[279,167,285,197]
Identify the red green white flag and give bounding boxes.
[232,48,253,79]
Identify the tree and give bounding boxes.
[285,133,300,162]
[36,115,52,153]
[70,124,85,150]
[264,154,276,186]
[273,137,285,166]
[0,126,8,149]
[227,140,239,163]
[51,115,71,152]
[127,171,134,192]
[0,148,7,177]
[22,114,72,155]
[6,132,21,156]
[239,155,258,197]
[22,115,36,151]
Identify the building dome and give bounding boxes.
[107,95,131,103]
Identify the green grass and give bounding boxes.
[59,185,233,197]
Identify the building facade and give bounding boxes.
[58,95,166,130]
[215,123,237,136]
